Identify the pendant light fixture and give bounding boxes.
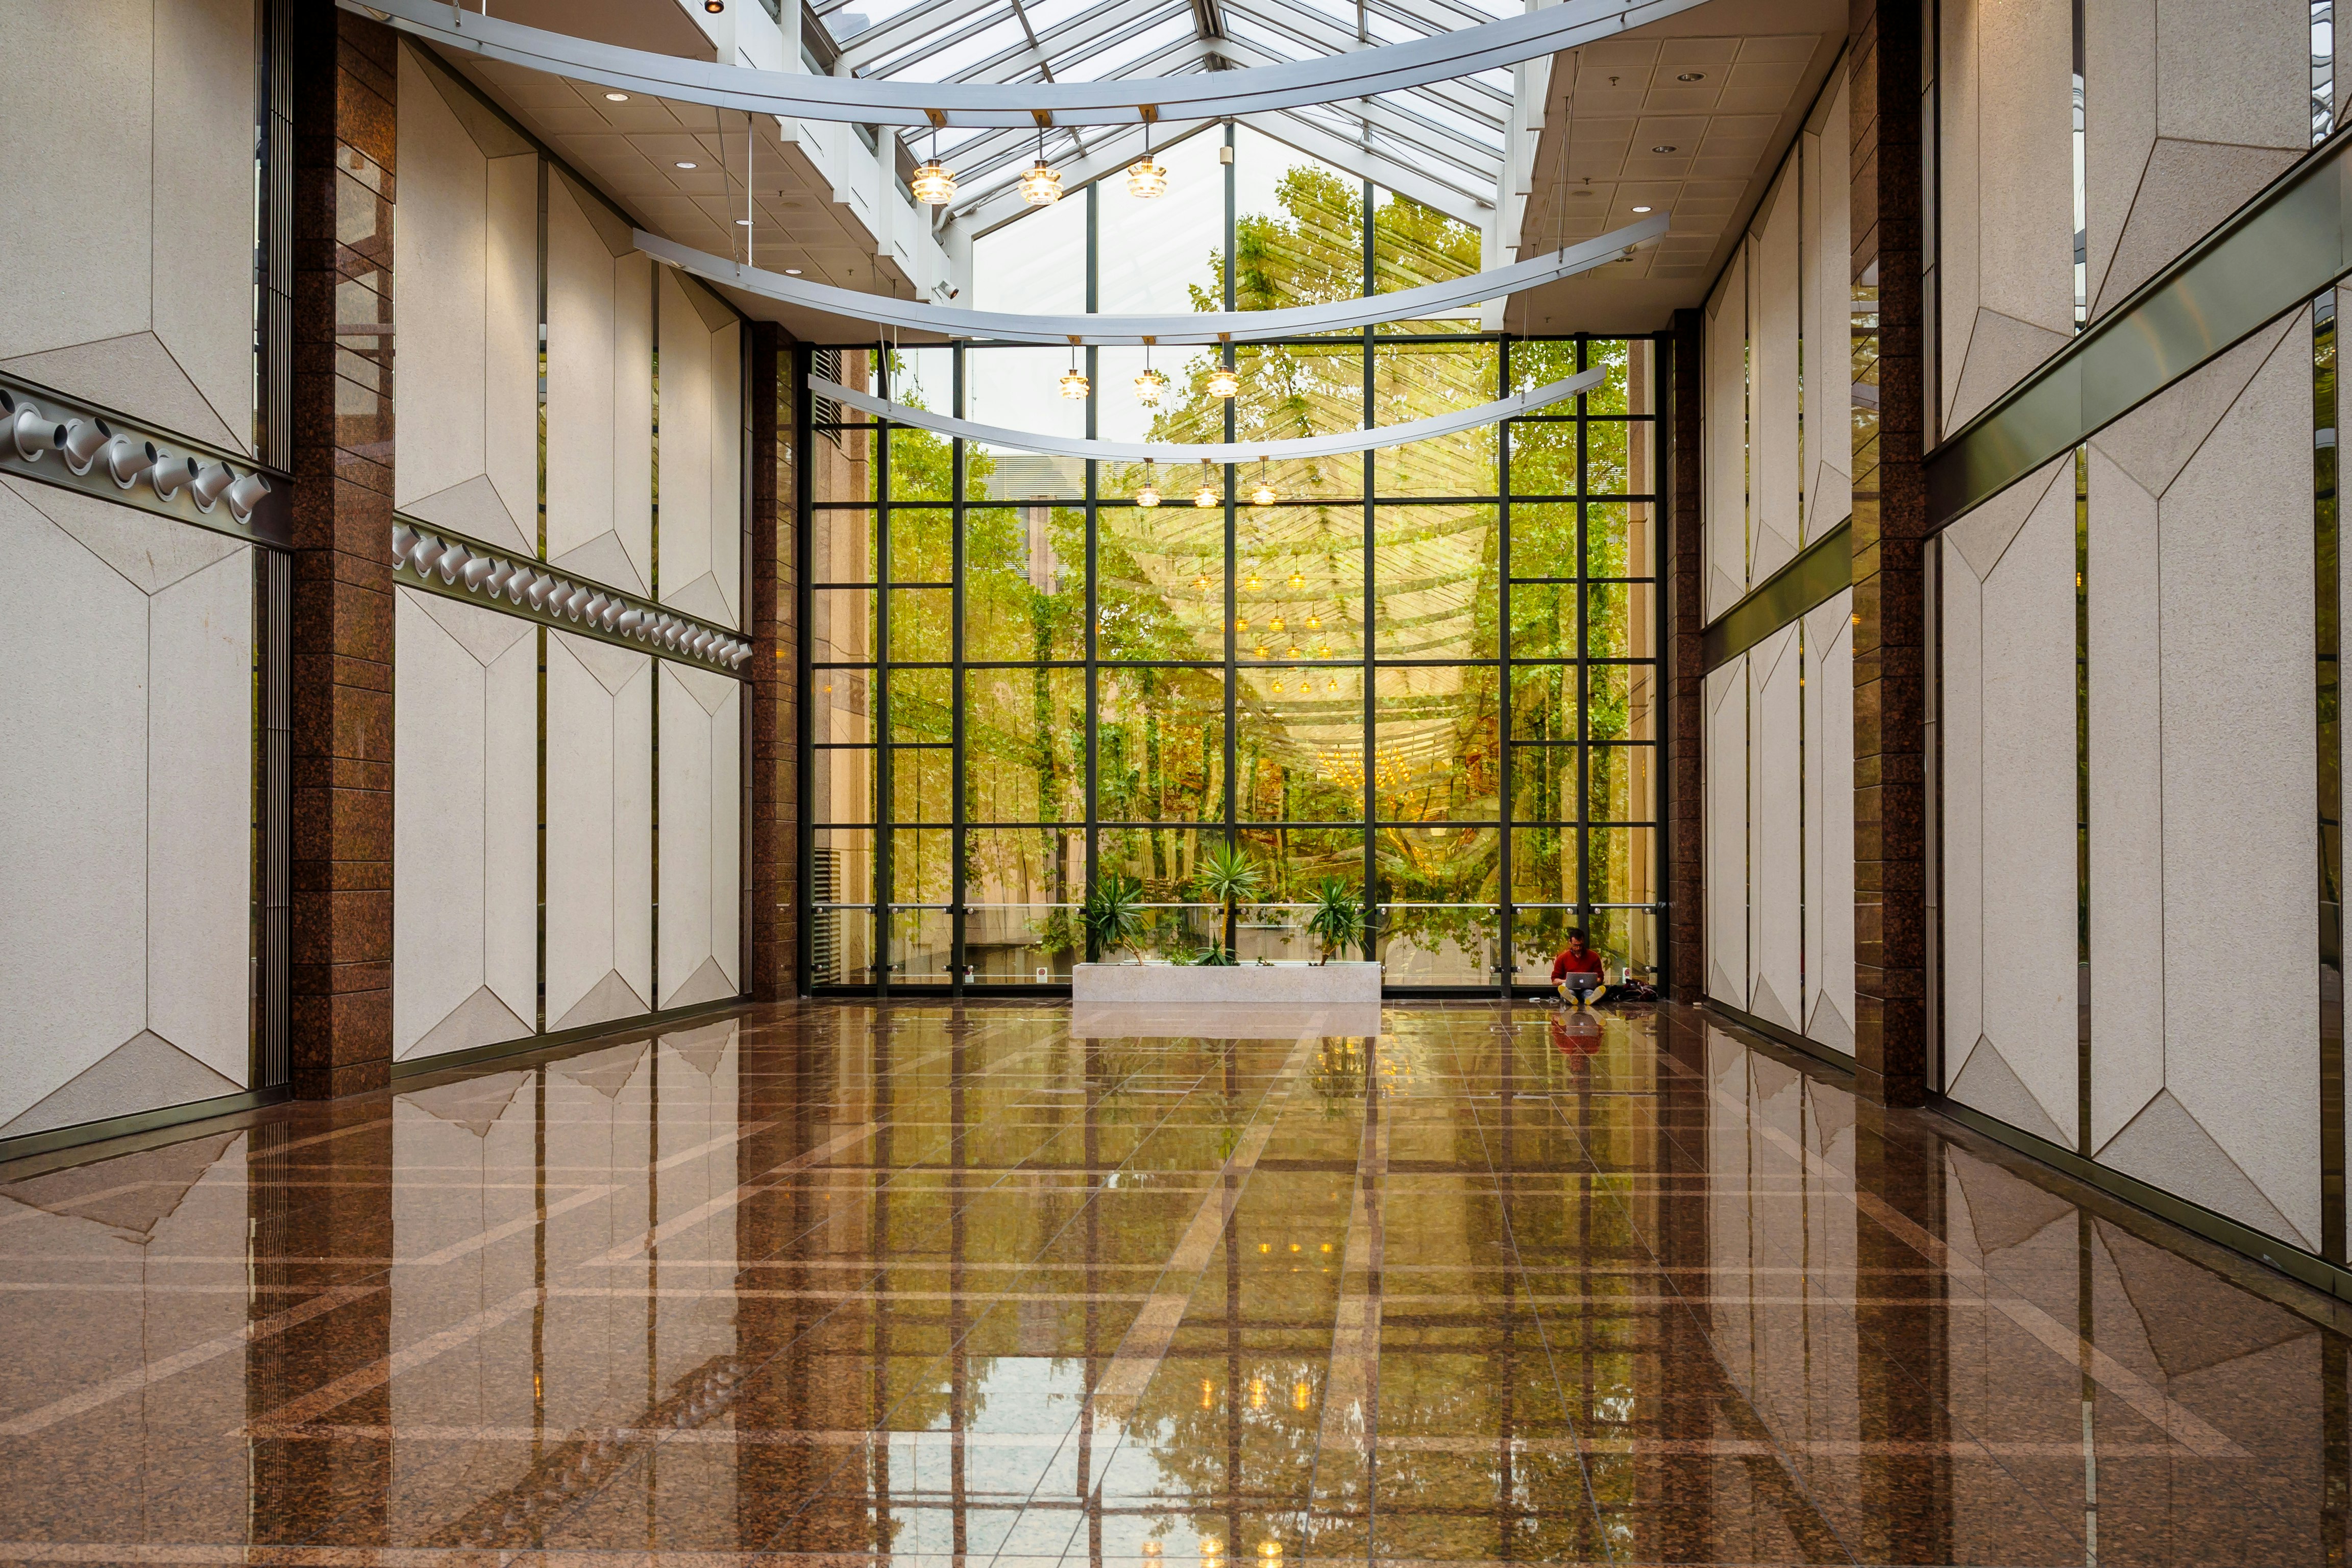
[1136,458,1159,507]
[1193,458,1218,507]
[1020,129,1062,205]
[1058,344,1089,400]
[1126,124,1168,199]
[911,129,956,205]
[1133,342,1169,406]
[1250,459,1277,506]
[1206,358,1240,399]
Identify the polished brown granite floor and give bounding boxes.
[0,1000,2344,1566]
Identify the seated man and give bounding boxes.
[1551,927,1614,1008]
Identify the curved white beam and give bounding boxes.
[644,214,1663,345]
[811,366,1606,463]
[342,0,1709,127]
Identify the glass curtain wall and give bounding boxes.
[800,127,1660,994]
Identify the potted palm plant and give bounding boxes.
[1081,873,1148,962]
[1303,878,1366,964]
[1193,840,1262,964]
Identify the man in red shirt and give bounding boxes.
[1551,927,1612,1008]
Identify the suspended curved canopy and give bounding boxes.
[640,215,1666,346]
[344,0,1708,128]
[812,366,1606,464]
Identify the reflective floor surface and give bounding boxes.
[0,1001,2345,1566]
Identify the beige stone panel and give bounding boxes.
[2102,1089,2310,1247]
[708,320,743,628]
[1937,0,1981,431]
[615,255,655,591]
[1751,624,1801,1031]
[2096,140,2299,316]
[153,0,262,452]
[1801,592,1854,1053]
[2081,0,2154,312]
[1947,309,2072,434]
[1800,78,1853,533]
[2155,319,2318,1244]
[1704,252,1748,618]
[2085,451,2164,1149]
[0,1033,240,1139]
[1704,660,1749,1007]
[0,487,150,1125]
[1751,171,1801,582]
[546,633,654,1029]
[482,623,539,1030]
[1951,1039,2070,1147]
[146,547,254,1087]
[2153,0,2307,149]
[658,269,714,617]
[547,177,618,570]
[0,474,242,594]
[1974,469,2079,1145]
[394,49,493,523]
[1974,0,2075,341]
[486,154,541,545]
[2090,314,2292,499]
[0,2,150,373]
[1939,534,1985,1086]
[708,676,743,988]
[658,664,715,1008]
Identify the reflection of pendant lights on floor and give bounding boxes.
[1193,459,1218,507]
[1250,459,1277,506]
[1136,458,1159,507]
[1021,129,1062,205]
[1058,344,1089,400]
[910,129,955,205]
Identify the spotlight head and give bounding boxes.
[481,558,515,595]
[8,399,64,462]
[704,0,724,11]
[188,461,237,511]
[224,471,272,523]
[105,435,158,488]
[392,522,418,563]
[460,552,496,590]
[525,573,556,610]
[151,456,199,500]
[616,608,644,634]
[58,419,110,474]
[436,541,471,583]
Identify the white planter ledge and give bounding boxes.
[1071,961,1383,1039]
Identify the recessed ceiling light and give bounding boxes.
[1651,144,1677,153]
[704,0,725,10]
[605,92,630,102]
[1676,71,1705,82]
[1632,205,1652,212]
[676,160,698,169]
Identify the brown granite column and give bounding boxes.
[288,9,396,1099]
[1852,1107,1952,1562]
[751,324,800,1000]
[1850,0,1930,1108]
[1665,310,1705,1004]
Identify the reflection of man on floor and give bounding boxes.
[1551,927,1614,1008]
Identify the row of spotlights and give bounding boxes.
[390,523,753,669]
[2,391,270,522]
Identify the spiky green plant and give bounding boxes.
[1081,873,1148,960]
[1303,878,1366,964]
[1193,841,1263,964]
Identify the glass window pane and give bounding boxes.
[972,195,1088,313]
[1507,583,1578,659]
[965,504,1083,663]
[888,586,950,662]
[1589,827,1657,909]
[1238,825,1365,899]
[964,827,1084,905]
[888,668,951,743]
[1586,745,1657,824]
[1233,343,1367,502]
[1509,825,1578,904]
[812,424,877,503]
[813,589,874,664]
[1098,826,1216,905]
[964,902,1080,983]
[1584,582,1656,669]
[1586,501,1656,579]
[965,667,1085,824]
[965,346,1085,492]
[890,748,954,826]
[1373,666,1499,822]
[1237,505,1364,662]
[1096,129,1227,316]
[1508,501,1577,580]
[1100,499,1227,663]
[887,505,954,581]
[811,666,874,744]
[1504,421,1577,498]
[1239,666,1364,823]
[888,907,953,984]
[1510,907,1583,985]
[1508,339,1579,392]
[1587,665,1658,745]
[810,906,875,985]
[1098,667,1224,824]
[890,828,953,903]
[1373,188,1483,328]
[1585,420,1656,498]
[1508,665,1577,744]
[1582,339,1655,416]
[1377,902,1500,984]
[814,828,874,904]
[812,509,876,583]
[813,746,876,824]
[1592,904,1660,983]
[1507,744,1577,824]
[886,428,960,505]
[1378,823,1499,906]
[1372,341,1499,494]
[1373,505,1498,660]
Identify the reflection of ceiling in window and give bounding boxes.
[820,0,1514,218]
